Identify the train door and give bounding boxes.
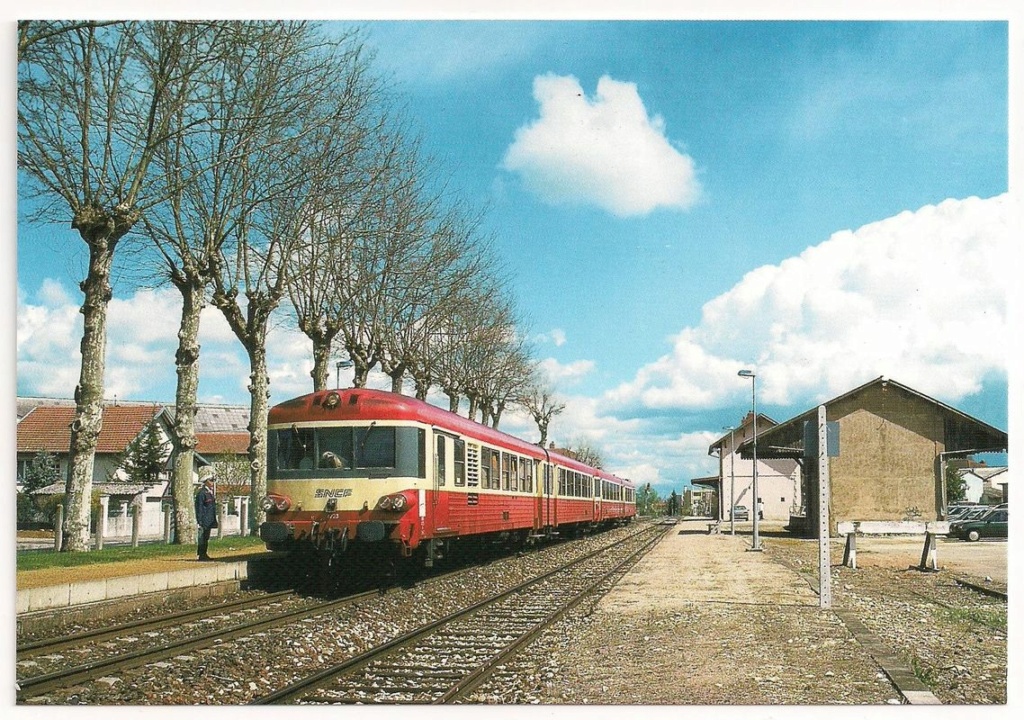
[432,432,452,532]
[594,476,602,522]
[541,462,554,531]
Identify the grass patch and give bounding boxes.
[16,535,268,572]
[910,657,937,686]
[941,606,1008,632]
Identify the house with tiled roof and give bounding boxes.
[16,403,173,489]
[17,397,252,538]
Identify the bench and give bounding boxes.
[837,520,950,572]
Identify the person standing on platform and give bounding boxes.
[195,474,218,561]
[756,497,764,521]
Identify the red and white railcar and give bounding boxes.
[259,388,635,571]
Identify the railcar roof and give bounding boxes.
[269,388,631,486]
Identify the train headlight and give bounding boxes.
[261,494,291,513]
[377,494,408,512]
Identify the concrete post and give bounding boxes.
[54,505,63,552]
[164,506,173,544]
[97,495,109,550]
[239,497,249,538]
[131,504,141,547]
[218,501,227,539]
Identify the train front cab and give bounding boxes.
[260,419,429,566]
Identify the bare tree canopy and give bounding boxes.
[18,20,219,550]
[519,378,566,447]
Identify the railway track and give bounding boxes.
[17,589,298,657]
[253,522,669,704]
[16,584,402,700]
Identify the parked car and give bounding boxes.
[952,508,1008,542]
[946,506,976,521]
[948,506,991,534]
[732,505,749,521]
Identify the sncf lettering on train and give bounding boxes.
[314,488,353,499]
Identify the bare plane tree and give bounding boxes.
[520,379,565,447]
[19,21,211,550]
[207,26,375,533]
[145,21,337,543]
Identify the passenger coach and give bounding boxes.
[259,388,635,574]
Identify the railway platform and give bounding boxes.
[15,545,279,616]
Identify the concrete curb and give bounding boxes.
[834,608,943,705]
[16,559,251,614]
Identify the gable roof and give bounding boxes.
[195,432,250,455]
[738,376,1007,459]
[707,413,779,456]
[17,405,166,455]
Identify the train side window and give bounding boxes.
[521,458,533,493]
[509,455,519,492]
[454,438,466,486]
[544,464,552,495]
[490,451,501,490]
[497,456,509,489]
[480,447,492,487]
[436,434,446,487]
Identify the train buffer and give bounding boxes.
[837,520,950,572]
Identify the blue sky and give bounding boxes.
[11,6,1018,496]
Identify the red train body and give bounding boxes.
[259,388,635,570]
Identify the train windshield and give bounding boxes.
[268,424,424,479]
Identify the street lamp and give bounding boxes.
[336,359,353,388]
[723,426,736,536]
[738,369,761,551]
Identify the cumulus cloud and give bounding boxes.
[500,74,701,217]
[607,194,1011,413]
[537,357,595,386]
[15,282,322,404]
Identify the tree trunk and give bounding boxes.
[310,333,334,392]
[491,401,504,429]
[170,279,204,544]
[446,392,460,414]
[63,229,120,551]
[245,341,271,534]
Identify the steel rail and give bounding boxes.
[252,523,666,705]
[16,588,380,700]
[439,525,664,703]
[17,589,297,656]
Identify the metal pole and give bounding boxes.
[751,375,760,550]
[729,427,736,535]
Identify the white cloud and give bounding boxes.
[500,74,701,217]
[538,357,595,386]
[607,194,1011,411]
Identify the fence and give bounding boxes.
[48,495,252,551]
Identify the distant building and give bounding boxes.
[737,377,1008,536]
[959,466,1009,505]
[706,412,801,523]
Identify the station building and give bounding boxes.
[733,376,1007,536]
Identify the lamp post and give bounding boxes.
[724,425,736,535]
[336,359,353,388]
[738,369,761,551]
